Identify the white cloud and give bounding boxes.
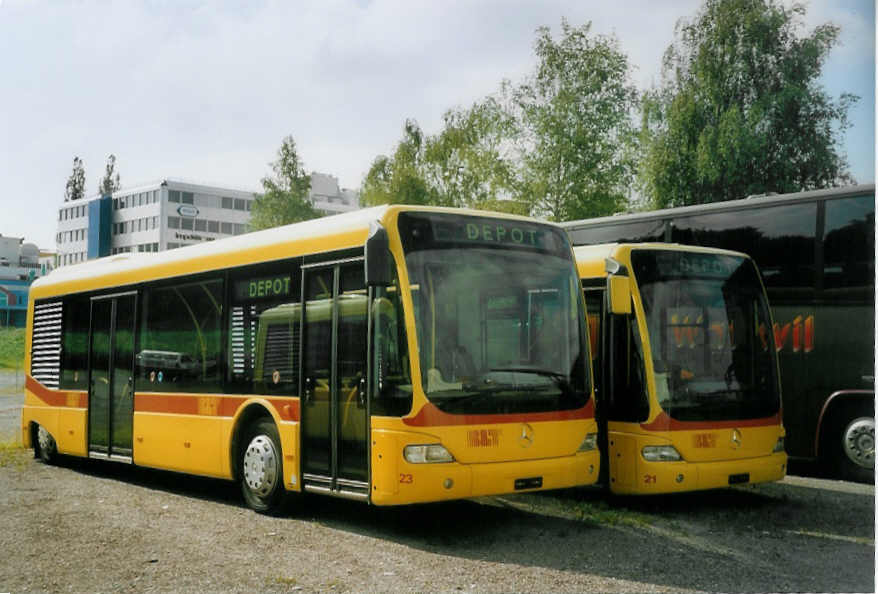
[0,0,872,248]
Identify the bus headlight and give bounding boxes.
[578,433,598,452]
[404,444,454,464]
[773,437,785,453]
[642,445,683,462]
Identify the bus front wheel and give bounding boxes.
[239,419,286,514]
[828,407,875,483]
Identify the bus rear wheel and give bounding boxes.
[239,419,285,514]
[35,424,57,464]
[828,407,874,483]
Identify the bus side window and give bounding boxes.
[582,289,604,394]
[139,278,224,393]
[60,295,90,391]
[371,270,413,417]
[227,263,301,396]
[608,311,649,423]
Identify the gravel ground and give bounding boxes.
[0,450,872,593]
[0,367,873,593]
[0,368,24,442]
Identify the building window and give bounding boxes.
[222,197,233,209]
[182,192,194,205]
[181,218,194,231]
[221,222,233,234]
[234,198,246,211]
[233,224,245,235]
[246,200,252,211]
[195,219,206,232]
[208,220,219,233]
[167,242,180,250]
[169,190,180,203]
[168,217,180,229]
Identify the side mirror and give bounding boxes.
[365,221,391,287]
[607,275,632,315]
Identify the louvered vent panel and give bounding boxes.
[31,301,63,389]
[262,323,294,383]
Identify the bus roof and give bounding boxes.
[562,183,875,232]
[573,242,751,279]
[32,204,558,300]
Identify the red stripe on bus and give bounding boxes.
[134,392,300,421]
[25,375,88,408]
[402,398,595,427]
[639,411,781,432]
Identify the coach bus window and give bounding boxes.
[398,212,589,416]
[823,196,875,297]
[139,279,224,393]
[228,262,301,395]
[60,296,90,390]
[568,220,666,246]
[671,203,817,296]
[632,251,780,422]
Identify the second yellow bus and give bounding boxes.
[576,243,787,494]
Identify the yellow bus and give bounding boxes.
[576,243,786,494]
[22,206,599,512]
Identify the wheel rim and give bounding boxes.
[243,435,278,497]
[37,426,55,455]
[842,417,875,470]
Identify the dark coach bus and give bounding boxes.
[563,185,875,482]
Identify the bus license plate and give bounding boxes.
[728,473,750,485]
[514,477,543,490]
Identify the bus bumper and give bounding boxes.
[370,449,601,506]
[611,452,788,495]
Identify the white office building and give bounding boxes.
[55,175,361,268]
[310,172,361,216]
[55,179,256,267]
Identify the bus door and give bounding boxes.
[583,284,649,490]
[87,292,136,461]
[301,261,369,499]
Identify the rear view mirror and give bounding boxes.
[365,222,391,287]
[607,275,632,315]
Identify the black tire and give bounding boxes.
[827,406,874,484]
[239,419,286,513]
[35,424,58,464]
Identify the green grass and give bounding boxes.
[565,498,653,528]
[0,327,25,370]
[0,439,27,469]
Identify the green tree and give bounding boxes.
[362,107,524,214]
[511,19,639,221]
[423,98,521,210]
[98,154,121,196]
[361,120,433,207]
[64,156,86,201]
[249,135,318,230]
[640,0,858,208]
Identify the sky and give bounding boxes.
[1,0,874,249]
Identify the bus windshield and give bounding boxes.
[631,250,780,422]
[397,212,589,415]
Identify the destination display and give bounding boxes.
[642,251,744,280]
[234,274,293,301]
[397,212,568,257]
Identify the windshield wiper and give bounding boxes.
[490,366,565,379]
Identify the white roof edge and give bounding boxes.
[33,205,392,291]
[562,183,876,229]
